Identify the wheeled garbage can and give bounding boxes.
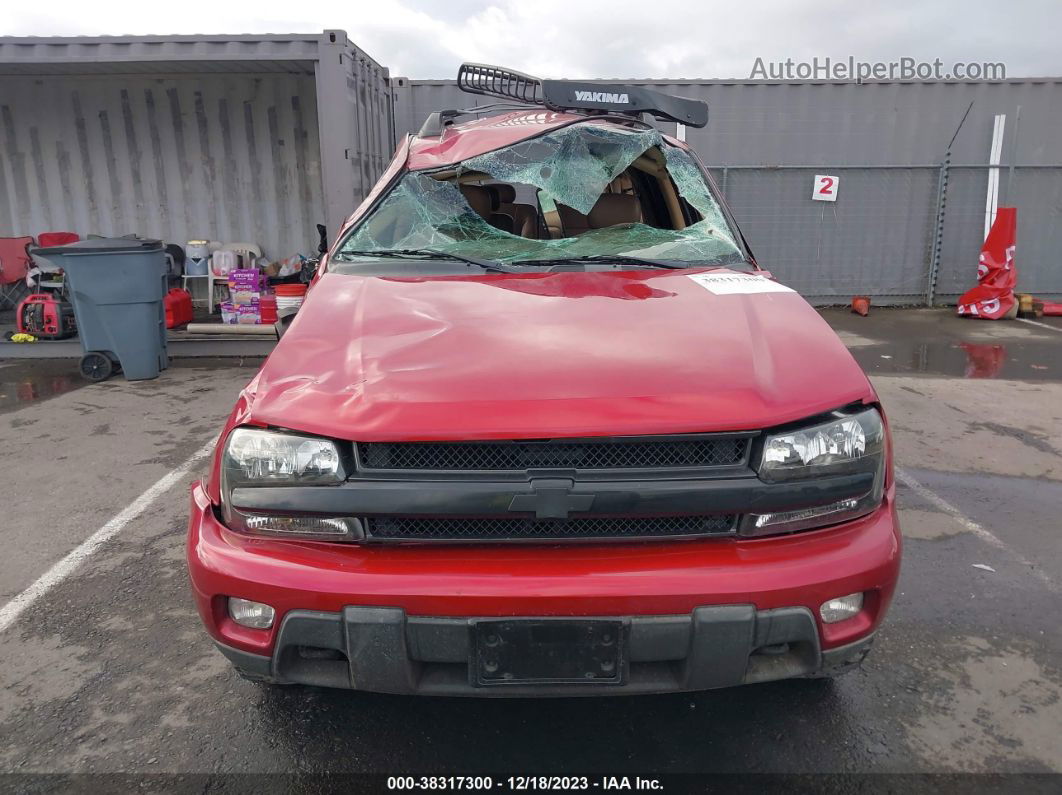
[31,238,169,381]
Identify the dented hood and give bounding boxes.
[249,270,874,441]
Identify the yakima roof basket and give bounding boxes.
[457,63,708,128]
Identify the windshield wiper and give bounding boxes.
[510,254,688,270]
[336,248,520,273]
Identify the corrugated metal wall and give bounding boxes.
[398,79,1062,303]
[314,33,396,238]
[398,79,1062,164]
[348,50,396,201]
[0,72,325,257]
[713,166,938,302]
[934,165,1062,300]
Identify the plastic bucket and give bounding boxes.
[186,240,211,259]
[260,295,278,324]
[276,296,304,313]
[274,283,308,297]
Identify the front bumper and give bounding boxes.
[215,605,876,696]
[188,480,900,694]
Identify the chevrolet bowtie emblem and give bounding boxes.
[508,479,595,519]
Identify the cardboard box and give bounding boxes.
[228,269,265,306]
[236,304,261,324]
[228,268,262,291]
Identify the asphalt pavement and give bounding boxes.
[0,310,1060,785]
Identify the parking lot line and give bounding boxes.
[896,466,1056,590]
[0,437,217,634]
[1017,318,1062,334]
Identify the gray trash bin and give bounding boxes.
[31,238,168,381]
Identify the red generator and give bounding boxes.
[164,288,194,328]
[16,293,77,339]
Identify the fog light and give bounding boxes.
[820,592,863,624]
[228,597,275,629]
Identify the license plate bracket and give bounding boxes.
[472,619,625,686]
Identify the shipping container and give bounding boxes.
[0,31,395,259]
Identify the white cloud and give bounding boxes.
[2,0,1058,79]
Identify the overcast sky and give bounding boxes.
[4,0,1060,80]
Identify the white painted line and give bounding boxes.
[896,467,1056,590]
[0,437,217,634]
[1017,317,1062,334]
[896,468,1005,550]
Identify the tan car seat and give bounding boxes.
[486,184,539,238]
[558,194,643,236]
[557,205,590,236]
[588,194,643,228]
[460,185,493,218]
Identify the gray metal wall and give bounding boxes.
[934,165,1062,300]
[314,32,396,241]
[0,72,323,257]
[0,31,396,259]
[398,79,1062,303]
[713,166,939,302]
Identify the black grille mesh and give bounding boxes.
[365,515,735,541]
[358,437,747,471]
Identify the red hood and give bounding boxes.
[249,270,874,441]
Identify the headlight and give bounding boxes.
[220,427,359,541]
[741,407,886,537]
[224,427,345,484]
[758,407,884,483]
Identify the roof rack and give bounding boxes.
[456,62,708,128]
[457,63,544,106]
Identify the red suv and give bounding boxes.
[187,64,900,695]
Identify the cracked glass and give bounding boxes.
[462,124,662,215]
[336,122,744,267]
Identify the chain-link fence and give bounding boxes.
[714,163,1062,306]
[932,165,1062,303]
[711,166,937,304]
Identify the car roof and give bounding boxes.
[405,109,684,171]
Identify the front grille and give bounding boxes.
[358,436,748,472]
[364,515,736,541]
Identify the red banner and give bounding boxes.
[957,207,1017,320]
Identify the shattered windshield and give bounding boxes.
[334,121,745,269]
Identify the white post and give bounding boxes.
[984,113,1006,240]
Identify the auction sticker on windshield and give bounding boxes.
[687,272,795,295]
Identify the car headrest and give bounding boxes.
[588,194,643,228]
[487,183,516,205]
[460,185,492,217]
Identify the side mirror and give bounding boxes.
[316,223,329,255]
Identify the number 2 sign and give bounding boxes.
[812,174,839,202]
